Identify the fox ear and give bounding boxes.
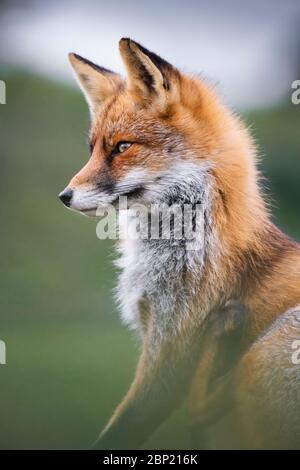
[119,38,179,107]
[68,53,123,117]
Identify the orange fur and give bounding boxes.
[63,38,300,449]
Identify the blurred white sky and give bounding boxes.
[1,0,300,109]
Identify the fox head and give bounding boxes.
[60,37,264,247]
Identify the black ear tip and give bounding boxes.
[119,37,142,51]
[119,37,132,49]
[119,38,174,79]
[69,52,86,64]
[69,53,113,75]
[73,52,84,61]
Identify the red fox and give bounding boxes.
[59,38,300,449]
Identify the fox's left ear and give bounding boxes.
[119,38,180,108]
[68,53,123,118]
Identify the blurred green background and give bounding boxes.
[0,69,299,449]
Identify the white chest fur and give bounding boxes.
[114,162,217,336]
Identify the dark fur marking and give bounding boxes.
[218,188,229,216]
[73,53,116,75]
[130,40,172,74]
[125,186,145,199]
[207,301,249,392]
[238,226,297,295]
[96,180,116,194]
[89,141,94,154]
[122,38,172,92]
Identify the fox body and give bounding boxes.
[59,39,300,449]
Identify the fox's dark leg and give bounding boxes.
[187,300,249,448]
[95,300,248,450]
[234,306,300,449]
[94,320,205,450]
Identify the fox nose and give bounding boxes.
[59,188,73,207]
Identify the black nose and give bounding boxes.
[59,188,73,207]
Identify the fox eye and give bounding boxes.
[117,142,132,154]
[109,141,132,160]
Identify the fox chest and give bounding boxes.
[116,238,189,332]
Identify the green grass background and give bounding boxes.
[0,71,299,449]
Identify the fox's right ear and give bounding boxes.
[119,38,180,109]
[68,53,123,118]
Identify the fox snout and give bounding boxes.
[58,180,120,216]
[59,187,73,207]
[58,184,102,215]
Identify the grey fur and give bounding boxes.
[115,162,219,345]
